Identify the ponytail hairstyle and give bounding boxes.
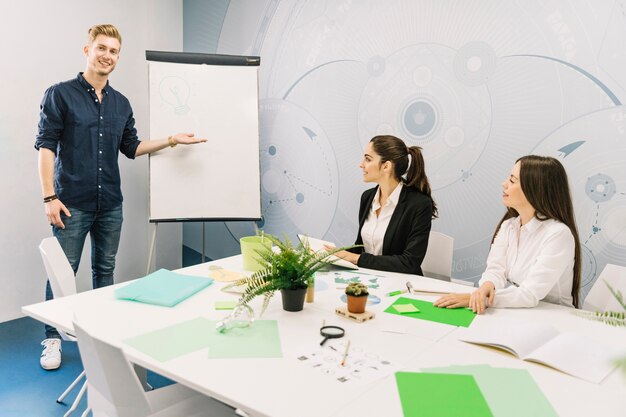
[369,135,438,218]
[492,155,581,308]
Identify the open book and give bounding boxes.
[297,234,358,270]
[458,317,618,384]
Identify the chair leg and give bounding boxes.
[57,370,86,403]
[63,379,88,417]
[80,407,91,417]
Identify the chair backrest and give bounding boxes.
[39,237,77,298]
[583,264,626,312]
[73,320,152,417]
[421,232,454,281]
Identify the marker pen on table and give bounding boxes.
[386,289,408,296]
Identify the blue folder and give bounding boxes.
[114,269,213,307]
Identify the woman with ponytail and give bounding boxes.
[328,135,438,275]
[434,155,581,313]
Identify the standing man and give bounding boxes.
[34,24,205,370]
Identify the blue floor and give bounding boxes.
[0,316,171,417]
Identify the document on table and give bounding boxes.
[457,317,618,383]
[296,339,397,386]
[297,234,359,270]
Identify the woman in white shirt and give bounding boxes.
[434,155,581,313]
[329,135,438,275]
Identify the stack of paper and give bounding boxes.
[395,365,557,417]
[114,269,213,307]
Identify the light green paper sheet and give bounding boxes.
[205,320,283,359]
[385,297,476,327]
[214,300,238,310]
[393,303,420,313]
[423,365,557,417]
[124,317,213,361]
[124,318,283,362]
[395,372,494,417]
[114,269,213,307]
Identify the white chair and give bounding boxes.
[420,232,454,281]
[583,264,626,312]
[72,319,237,417]
[39,237,88,417]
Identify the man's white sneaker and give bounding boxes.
[40,338,62,370]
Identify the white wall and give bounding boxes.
[0,0,184,323]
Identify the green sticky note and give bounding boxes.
[393,303,420,313]
[124,317,213,361]
[214,300,238,310]
[395,372,494,417]
[385,297,476,327]
[423,365,558,417]
[205,320,283,359]
[124,318,283,361]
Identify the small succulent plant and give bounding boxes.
[345,282,369,297]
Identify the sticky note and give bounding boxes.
[393,303,420,313]
[215,300,238,310]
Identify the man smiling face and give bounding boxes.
[84,34,120,78]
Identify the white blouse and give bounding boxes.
[479,216,575,308]
[361,183,403,256]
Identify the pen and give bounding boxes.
[386,289,408,296]
[341,340,351,366]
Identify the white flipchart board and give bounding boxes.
[147,52,261,221]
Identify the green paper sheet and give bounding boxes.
[114,269,213,307]
[205,320,283,359]
[393,303,420,313]
[423,365,557,417]
[395,372,494,417]
[124,317,213,361]
[124,318,283,361]
[385,297,476,327]
[215,300,238,310]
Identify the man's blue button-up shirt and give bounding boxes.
[35,73,141,211]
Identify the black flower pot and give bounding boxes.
[281,287,307,312]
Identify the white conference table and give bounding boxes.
[23,255,626,417]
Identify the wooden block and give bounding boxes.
[335,306,375,323]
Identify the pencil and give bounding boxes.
[341,340,351,366]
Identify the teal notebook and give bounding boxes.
[114,269,213,307]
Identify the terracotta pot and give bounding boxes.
[346,294,368,313]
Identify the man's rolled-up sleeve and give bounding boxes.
[35,86,64,153]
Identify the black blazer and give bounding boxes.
[350,185,432,275]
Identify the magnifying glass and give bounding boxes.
[320,325,345,346]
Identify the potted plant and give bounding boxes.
[225,234,354,313]
[345,282,369,314]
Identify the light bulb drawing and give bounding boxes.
[159,76,191,115]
